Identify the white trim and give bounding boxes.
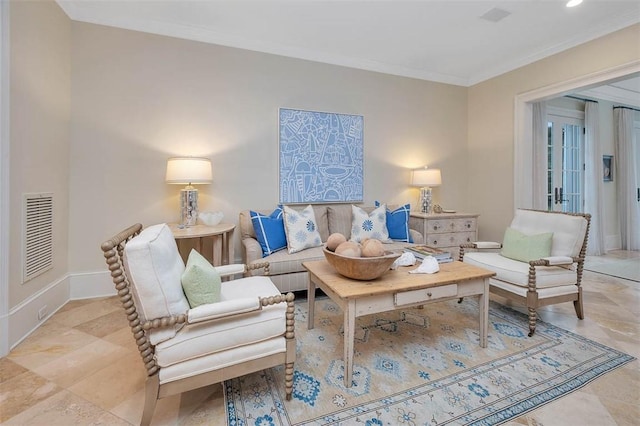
[0,0,10,358]
[514,60,640,210]
[69,270,115,300]
[7,270,116,350]
[8,274,70,350]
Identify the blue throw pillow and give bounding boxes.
[250,207,287,257]
[375,201,413,243]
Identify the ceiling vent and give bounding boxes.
[23,193,53,283]
[480,8,511,23]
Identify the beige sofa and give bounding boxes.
[239,204,423,293]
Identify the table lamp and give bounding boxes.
[411,166,442,213]
[166,157,212,227]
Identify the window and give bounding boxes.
[547,109,585,213]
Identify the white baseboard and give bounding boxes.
[70,271,115,300]
[605,234,621,251]
[8,270,116,350]
[9,274,70,350]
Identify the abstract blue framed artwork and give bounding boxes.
[279,108,364,204]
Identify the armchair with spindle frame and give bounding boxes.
[101,223,296,426]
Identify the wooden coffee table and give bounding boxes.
[303,260,495,387]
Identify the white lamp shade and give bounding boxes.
[411,168,442,187]
[165,157,212,184]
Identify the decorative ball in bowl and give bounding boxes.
[323,246,401,281]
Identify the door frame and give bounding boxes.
[514,60,640,210]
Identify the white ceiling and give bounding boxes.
[57,0,640,87]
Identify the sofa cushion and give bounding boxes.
[500,227,553,262]
[464,252,578,288]
[181,249,221,307]
[155,276,285,368]
[283,205,323,253]
[510,209,588,258]
[350,204,391,243]
[251,207,287,256]
[327,204,353,238]
[123,223,189,345]
[376,201,413,243]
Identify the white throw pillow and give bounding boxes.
[350,204,391,243]
[283,205,323,254]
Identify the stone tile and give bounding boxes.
[68,350,147,410]
[102,326,139,351]
[74,309,129,339]
[7,328,100,370]
[525,391,617,425]
[32,339,132,389]
[0,357,29,383]
[3,389,131,426]
[50,297,122,328]
[0,370,61,422]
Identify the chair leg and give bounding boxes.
[284,361,294,401]
[574,288,584,319]
[527,308,537,337]
[141,375,159,426]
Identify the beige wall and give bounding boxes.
[8,2,638,309]
[468,24,640,242]
[9,1,70,307]
[69,22,468,272]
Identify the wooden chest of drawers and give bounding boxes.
[409,212,479,258]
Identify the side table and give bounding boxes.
[409,212,479,258]
[168,223,235,266]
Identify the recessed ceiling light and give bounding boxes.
[566,0,583,7]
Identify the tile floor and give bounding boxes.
[1,251,638,425]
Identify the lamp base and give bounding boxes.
[420,187,433,214]
[179,188,198,227]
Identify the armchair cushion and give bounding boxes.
[500,227,553,262]
[123,223,189,345]
[155,276,285,369]
[464,252,578,288]
[510,209,588,258]
[181,249,221,307]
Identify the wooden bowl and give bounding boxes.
[323,246,402,281]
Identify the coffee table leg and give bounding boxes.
[343,300,356,388]
[479,277,489,348]
[307,276,316,330]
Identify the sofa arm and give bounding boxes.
[242,237,263,265]
[409,229,424,245]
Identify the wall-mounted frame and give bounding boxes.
[603,155,613,182]
[279,108,364,204]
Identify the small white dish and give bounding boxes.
[199,211,224,226]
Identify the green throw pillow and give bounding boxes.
[181,249,221,308]
[501,227,553,262]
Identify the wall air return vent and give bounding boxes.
[23,193,53,283]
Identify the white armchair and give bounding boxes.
[459,209,590,336]
[101,223,295,426]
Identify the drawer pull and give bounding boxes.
[433,240,437,245]
[466,224,471,228]
[427,292,432,297]
[433,225,439,231]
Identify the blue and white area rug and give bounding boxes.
[225,298,634,425]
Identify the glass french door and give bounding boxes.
[547,115,585,213]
